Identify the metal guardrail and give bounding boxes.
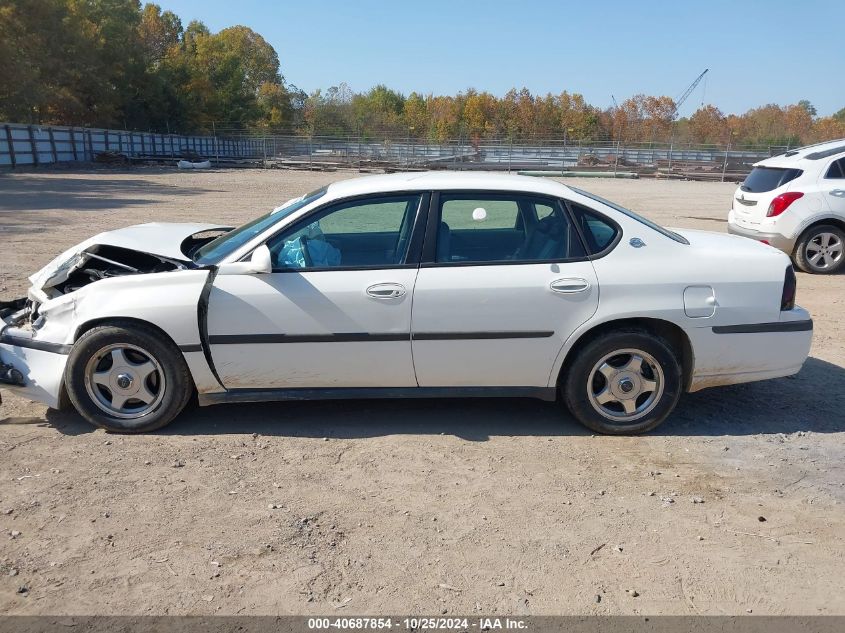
[0,123,260,167]
[1,122,787,179]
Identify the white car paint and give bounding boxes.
[410,261,598,387]
[208,269,420,388]
[1,171,812,426]
[728,138,845,267]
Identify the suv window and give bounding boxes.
[741,167,803,193]
[825,158,845,179]
[435,194,585,264]
[569,204,619,254]
[266,194,421,270]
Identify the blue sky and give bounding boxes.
[159,0,844,116]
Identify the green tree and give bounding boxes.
[797,100,817,118]
[0,0,73,122]
[139,3,182,65]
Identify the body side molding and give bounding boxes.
[712,320,813,334]
[198,386,558,406]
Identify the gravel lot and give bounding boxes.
[0,168,843,615]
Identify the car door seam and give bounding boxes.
[197,267,225,390]
[408,265,422,387]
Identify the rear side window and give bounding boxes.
[569,204,619,255]
[825,158,845,179]
[567,186,688,245]
[441,198,519,229]
[435,194,585,264]
[741,167,802,193]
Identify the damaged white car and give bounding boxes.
[0,172,813,434]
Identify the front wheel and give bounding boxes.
[563,329,682,435]
[65,322,193,433]
[794,224,845,274]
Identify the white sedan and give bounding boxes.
[0,172,813,434]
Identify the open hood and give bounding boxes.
[28,222,228,301]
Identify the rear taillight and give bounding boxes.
[781,265,796,311]
[767,192,803,217]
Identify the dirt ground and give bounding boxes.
[0,167,843,616]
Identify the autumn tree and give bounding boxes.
[463,91,497,139]
[403,92,428,138]
[809,117,845,143]
[2,2,843,146]
[689,105,728,143]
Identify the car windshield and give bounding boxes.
[568,186,689,245]
[192,187,327,265]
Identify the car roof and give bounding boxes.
[323,171,574,200]
[756,138,845,169]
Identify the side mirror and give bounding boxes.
[217,244,273,275]
[249,244,272,273]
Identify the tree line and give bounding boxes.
[2,0,844,147]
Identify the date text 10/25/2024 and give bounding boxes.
[307,617,528,630]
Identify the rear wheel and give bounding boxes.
[563,329,682,435]
[794,224,845,274]
[65,323,192,433]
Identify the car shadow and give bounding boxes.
[40,356,845,439]
[0,169,216,213]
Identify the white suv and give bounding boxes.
[728,139,845,274]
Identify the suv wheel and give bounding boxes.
[563,329,682,435]
[794,224,845,274]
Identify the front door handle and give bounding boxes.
[366,283,406,299]
[550,278,591,294]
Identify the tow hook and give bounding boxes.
[0,363,24,386]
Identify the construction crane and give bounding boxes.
[671,69,709,119]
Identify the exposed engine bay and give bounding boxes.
[51,245,186,295]
[0,226,232,330]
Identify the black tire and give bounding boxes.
[562,328,682,435]
[64,322,193,433]
[794,224,845,274]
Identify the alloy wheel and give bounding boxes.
[586,348,665,424]
[805,232,843,271]
[84,343,166,419]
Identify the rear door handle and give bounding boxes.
[550,278,591,294]
[366,283,406,299]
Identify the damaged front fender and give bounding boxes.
[1,222,230,410]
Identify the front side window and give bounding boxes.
[266,194,422,270]
[435,194,585,264]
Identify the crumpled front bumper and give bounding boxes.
[0,326,70,409]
